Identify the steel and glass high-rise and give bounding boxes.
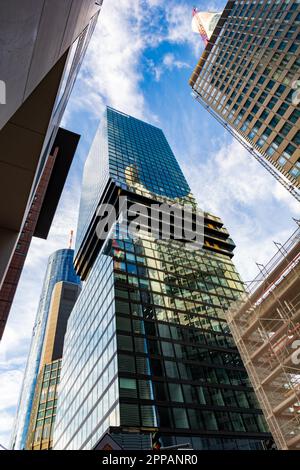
[190,0,300,200]
[53,107,271,450]
[11,249,81,450]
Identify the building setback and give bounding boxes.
[0,0,103,336]
[11,250,81,450]
[26,281,81,450]
[0,128,80,339]
[190,0,300,200]
[53,107,271,450]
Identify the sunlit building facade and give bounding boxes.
[190,0,300,199]
[53,107,270,450]
[11,250,81,450]
[26,281,81,450]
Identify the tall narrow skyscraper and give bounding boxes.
[11,249,81,450]
[190,0,300,201]
[26,281,81,450]
[53,107,270,450]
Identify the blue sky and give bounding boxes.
[0,0,298,448]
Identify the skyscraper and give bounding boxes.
[0,0,103,334]
[53,107,270,450]
[11,249,81,450]
[190,0,300,201]
[26,281,81,450]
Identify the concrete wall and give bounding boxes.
[0,0,100,130]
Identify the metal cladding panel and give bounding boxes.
[34,128,80,239]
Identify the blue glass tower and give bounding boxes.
[11,249,80,450]
[53,108,270,450]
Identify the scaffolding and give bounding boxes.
[227,226,300,450]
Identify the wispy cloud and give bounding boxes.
[0,370,24,449]
[63,0,206,125]
[148,52,190,81]
[166,3,202,56]
[64,0,158,124]
[181,138,298,280]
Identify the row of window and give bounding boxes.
[110,237,238,272]
[115,290,228,322]
[116,313,235,344]
[115,297,229,322]
[113,260,243,294]
[119,402,267,433]
[115,273,240,308]
[54,377,119,450]
[119,378,258,409]
[117,333,240,367]
[118,353,249,386]
[156,434,264,450]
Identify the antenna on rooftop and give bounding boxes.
[69,230,74,249]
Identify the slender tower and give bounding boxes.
[11,249,81,450]
[26,280,81,450]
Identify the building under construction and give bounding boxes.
[227,227,300,450]
[190,0,300,202]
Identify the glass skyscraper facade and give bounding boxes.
[53,107,270,450]
[26,281,81,450]
[11,249,80,450]
[26,358,62,450]
[190,0,300,194]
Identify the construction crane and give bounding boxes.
[192,7,221,47]
[192,7,209,46]
[69,230,74,249]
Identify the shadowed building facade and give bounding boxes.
[190,0,300,200]
[0,0,103,337]
[0,128,80,339]
[53,108,271,450]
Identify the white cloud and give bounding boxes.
[63,0,205,124]
[0,370,23,448]
[0,371,23,412]
[166,4,203,57]
[64,0,150,123]
[181,138,298,281]
[163,52,189,70]
[148,52,190,81]
[0,411,15,449]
